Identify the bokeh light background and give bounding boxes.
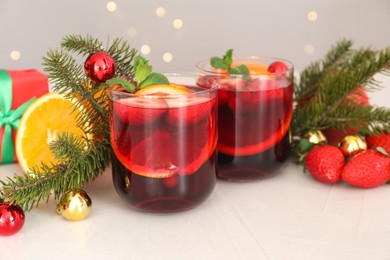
[1,0,389,74]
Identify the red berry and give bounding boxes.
[268,61,288,75]
[305,145,345,183]
[341,149,390,188]
[366,132,390,155]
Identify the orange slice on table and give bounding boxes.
[16,92,91,175]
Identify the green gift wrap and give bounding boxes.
[0,69,49,164]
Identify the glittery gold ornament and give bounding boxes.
[304,130,327,145]
[338,134,367,157]
[56,189,92,221]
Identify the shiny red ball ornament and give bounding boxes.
[0,202,25,236]
[268,61,288,75]
[84,52,116,83]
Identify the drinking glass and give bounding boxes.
[197,56,294,181]
[109,74,218,212]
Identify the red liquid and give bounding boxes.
[217,76,293,181]
[110,86,217,212]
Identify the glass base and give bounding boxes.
[111,153,217,213]
[217,135,289,181]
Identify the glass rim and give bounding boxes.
[196,55,294,76]
[109,73,218,99]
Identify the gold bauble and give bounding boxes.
[56,189,92,221]
[338,134,367,157]
[304,130,327,145]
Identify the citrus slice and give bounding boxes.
[232,60,269,74]
[135,83,189,95]
[111,116,214,178]
[218,110,292,156]
[130,124,213,177]
[16,92,90,175]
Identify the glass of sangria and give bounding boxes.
[197,55,294,181]
[109,74,218,213]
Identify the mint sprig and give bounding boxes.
[107,55,169,93]
[106,77,136,93]
[210,49,249,75]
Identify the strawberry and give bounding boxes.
[366,132,390,155]
[305,145,345,183]
[341,149,390,188]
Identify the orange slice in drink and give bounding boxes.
[111,83,216,178]
[218,110,292,156]
[16,92,91,175]
[135,83,189,95]
[232,60,269,74]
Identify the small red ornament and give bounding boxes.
[0,202,25,236]
[84,52,116,83]
[268,61,288,75]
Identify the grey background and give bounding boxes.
[1,0,389,74]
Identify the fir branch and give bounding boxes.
[42,49,85,91]
[0,35,136,210]
[61,34,104,56]
[293,41,390,139]
[106,38,137,80]
[0,134,110,210]
[296,39,353,101]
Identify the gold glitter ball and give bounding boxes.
[56,189,92,221]
[304,130,327,145]
[338,134,367,157]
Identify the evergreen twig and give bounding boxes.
[0,35,136,210]
[292,39,390,162]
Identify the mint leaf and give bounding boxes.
[106,78,136,93]
[210,57,229,69]
[210,49,250,77]
[222,49,233,67]
[134,55,152,83]
[228,65,249,75]
[235,64,249,75]
[139,72,169,88]
[299,138,315,153]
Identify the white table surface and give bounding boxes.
[1,74,390,260]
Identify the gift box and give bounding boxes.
[0,69,49,164]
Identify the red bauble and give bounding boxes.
[0,202,25,236]
[84,52,116,83]
[323,87,370,144]
[268,61,288,75]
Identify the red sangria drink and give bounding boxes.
[109,74,218,213]
[197,55,294,181]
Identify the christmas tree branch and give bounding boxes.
[293,41,390,137]
[296,39,353,101]
[0,35,136,210]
